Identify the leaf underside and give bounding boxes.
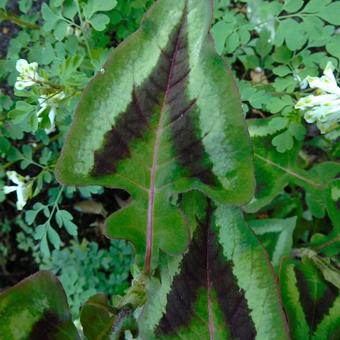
[56,0,254,261]
[281,257,340,340]
[0,271,79,340]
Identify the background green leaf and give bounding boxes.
[0,271,79,339]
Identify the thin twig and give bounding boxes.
[0,9,39,30]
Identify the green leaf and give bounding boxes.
[8,101,34,124]
[244,130,300,213]
[47,226,62,249]
[140,206,289,339]
[0,271,79,339]
[63,219,78,236]
[211,21,233,55]
[280,257,339,339]
[83,0,117,19]
[249,217,296,269]
[283,0,304,13]
[273,46,292,63]
[272,131,294,153]
[64,1,77,19]
[34,224,46,240]
[326,35,340,59]
[273,65,291,77]
[54,20,69,41]
[80,294,116,339]
[0,0,7,9]
[25,207,42,225]
[269,117,290,130]
[89,13,110,31]
[265,95,293,113]
[41,3,60,31]
[319,3,340,25]
[247,117,288,138]
[328,179,340,230]
[55,210,78,236]
[18,0,32,13]
[288,122,306,142]
[276,19,307,51]
[273,76,297,93]
[300,162,340,220]
[225,31,240,53]
[303,0,332,13]
[56,0,254,263]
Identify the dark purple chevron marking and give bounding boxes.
[91,7,217,187]
[294,265,337,332]
[155,202,256,339]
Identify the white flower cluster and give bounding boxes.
[15,59,43,90]
[15,58,66,134]
[295,62,340,136]
[37,91,66,134]
[3,171,32,210]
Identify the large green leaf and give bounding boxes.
[0,271,79,340]
[280,257,340,339]
[56,0,254,266]
[139,205,290,339]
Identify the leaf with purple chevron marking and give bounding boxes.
[0,271,79,340]
[280,257,340,340]
[55,0,254,263]
[139,205,290,339]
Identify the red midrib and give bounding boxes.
[144,18,185,275]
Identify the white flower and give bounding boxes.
[3,171,32,210]
[15,59,43,90]
[306,62,340,96]
[293,73,308,90]
[37,91,66,134]
[295,62,340,134]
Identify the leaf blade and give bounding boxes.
[56,0,254,262]
[0,271,79,339]
[140,205,290,339]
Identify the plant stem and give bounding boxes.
[74,0,96,69]
[0,133,60,172]
[48,186,64,223]
[0,9,39,30]
[254,153,324,189]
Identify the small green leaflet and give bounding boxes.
[56,0,254,267]
[249,216,296,270]
[0,271,79,339]
[80,294,116,339]
[244,132,300,213]
[139,205,289,339]
[280,257,340,339]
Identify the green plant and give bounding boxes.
[39,239,133,319]
[1,0,339,339]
